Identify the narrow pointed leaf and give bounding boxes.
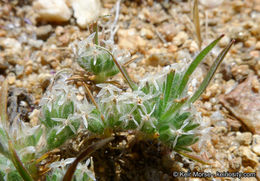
[163,70,175,107]
[160,101,184,121]
[177,35,224,96]
[8,141,34,181]
[189,39,235,103]
[158,70,175,117]
[63,137,114,181]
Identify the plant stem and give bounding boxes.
[8,140,34,181]
[96,45,137,90]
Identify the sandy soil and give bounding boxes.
[0,0,259,180]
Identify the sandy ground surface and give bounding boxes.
[0,0,259,180]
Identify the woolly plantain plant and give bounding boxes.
[0,32,234,180]
[41,34,233,179]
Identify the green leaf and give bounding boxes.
[47,120,79,150]
[7,171,23,181]
[0,130,9,159]
[0,170,4,180]
[88,120,104,134]
[159,127,174,142]
[59,100,74,119]
[177,35,224,96]
[188,39,235,103]
[160,101,184,121]
[176,135,198,147]
[88,110,104,134]
[42,99,74,129]
[141,121,156,134]
[157,70,175,117]
[159,72,183,121]
[171,112,190,129]
[8,141,34,181]
[182,123,200,132]
[163,70,175,105]
[169,72,182,100]
[158,125,170,133]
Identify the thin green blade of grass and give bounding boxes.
[8,140,34,181]
[188,39,235,104]
[193,0,202,50]
[177,34,224,96]
[63,137,114,181]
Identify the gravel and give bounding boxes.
[0,0,259,180]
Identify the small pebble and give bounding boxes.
[117,28,147,53]
[231,27,249,42]
[199,0,224,8]
[229,157,241,171]
[15,80,23,87]
[0,30,6,37]
[225,118,242,131]
[146,54,170,66]
[231,65,250,82]
[251,77,260,93]
[158,23,177,41]
[70,0,101,28]
[188,41,199,53]
[252,135,260,156]
[173,31,188,46]
[25,65,33,75]
[36,25,52,39]
[167,44,178,53]
[0,38,22,54]
[239,146,258,168]
[255,41,260,50]
[15,64,24,76]
[29,109,40,126]
[7,73,16,84]
[33,0,72,22]
[235,132,252,146]
[55,26,64,36]
[28,39,43,49]
[204,102,212,110]
[140,28,154,39]
[244,38,256,48]
[250,50,259,58]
